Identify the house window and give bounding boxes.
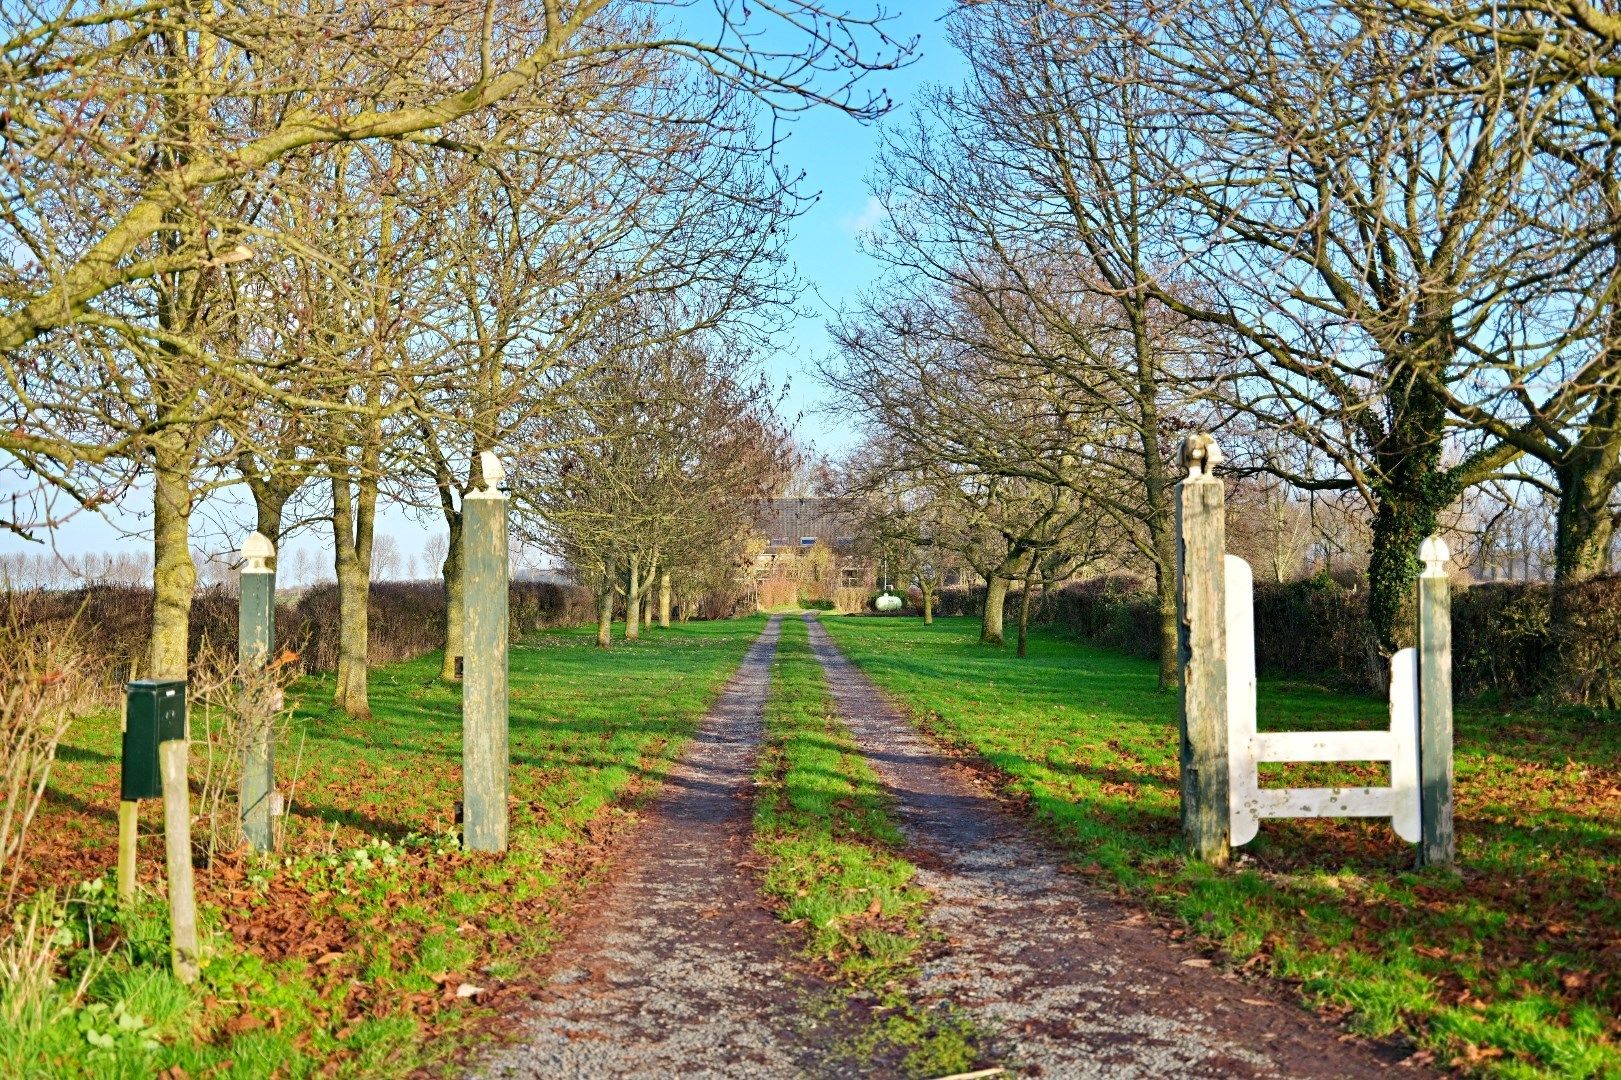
[800,536,817,548]
[841,568,862,588]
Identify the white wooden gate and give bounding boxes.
[1224,555,1421,845]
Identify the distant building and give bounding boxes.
[752,497,875,590]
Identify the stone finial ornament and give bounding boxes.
[1419,535,1450,577]
[240,531,275,573]
[474,450,507,493]
[1179,433,1224,479]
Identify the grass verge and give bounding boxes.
[7,617,763,1078]
[753,617,978,1078]
[817,615,1620,1080]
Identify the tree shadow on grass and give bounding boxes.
[288,800,416,842]
[55,743,117,764]
[40,784,117,825]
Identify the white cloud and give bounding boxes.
[839,196,886,237]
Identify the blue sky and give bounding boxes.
[0,3,964,570]
[760,0,961,455]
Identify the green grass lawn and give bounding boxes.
[817,615,1621,1079]
[752,617,977,1077]
[9,617,763,1078]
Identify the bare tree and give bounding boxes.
[850,2,1215,682]
[821,320,1111,649]
[517,330,791,647]
[1060,0,1579,651]
[1,0,910,685]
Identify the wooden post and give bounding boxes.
[1174,434,1230,866]
[161,732,199,983]
[1416,535,1455,868]
[117,800,138,902]
[117,690,138,903]
[462,451,510,852]
[239,531,276,853]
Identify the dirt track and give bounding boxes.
[804,614,1413,1078]
[472,616,864,1079]
[471,616,1423,1078]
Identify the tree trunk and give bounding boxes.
[150,443,196,680]
[330,472,376,720]
[1551,398,1621,584]
[596,583,614,648]
[1011,554,1037,655]
[1134,340,1180,689]
[239,451,301,573]
[439,511,464,681]
[625,558,641,641]
[921,584,934,625]
[1153,553,1179,690]
[1547,399,1621,700]
[659,570,672,629]
[1366,368,1453,656]
[1366,495,1430,658]
[981,576,1008,646]
[250,488,288,551]
[1016,578,1034,658]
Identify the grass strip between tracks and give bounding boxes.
[753,616,980,1078]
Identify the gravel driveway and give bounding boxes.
[471,617,859,1079]
[803,614,1417,1079]
[470,614,1425,1079]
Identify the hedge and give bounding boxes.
[13,579,597,689]
[933,574,1621,706]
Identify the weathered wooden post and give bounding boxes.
[239,531,276,853]
[1174,434,1230,866]
[462,451,510,852]
[1416,535,1455,868]
[161,711,200,983]
[116,800,138,902]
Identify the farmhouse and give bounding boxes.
[751,496,877,591]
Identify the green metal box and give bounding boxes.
[121,680,187,801]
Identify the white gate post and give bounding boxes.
[1226,555,1259,846]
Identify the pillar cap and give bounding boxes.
[241,531,275,573]
[1179,433,1223,479]
[1419,535,1450,577]
[467,450,508,498]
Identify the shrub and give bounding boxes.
[0,595,93,906]
[798,590,837,611]
[1450,582,1548,701]
[933,585,982,617]
[755,577,798,610]
[832,587,869,613]
[1033,569,1621,705]
[1040,576,1159,658]
[13,579,598,681]
[1543,575,1621,707]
